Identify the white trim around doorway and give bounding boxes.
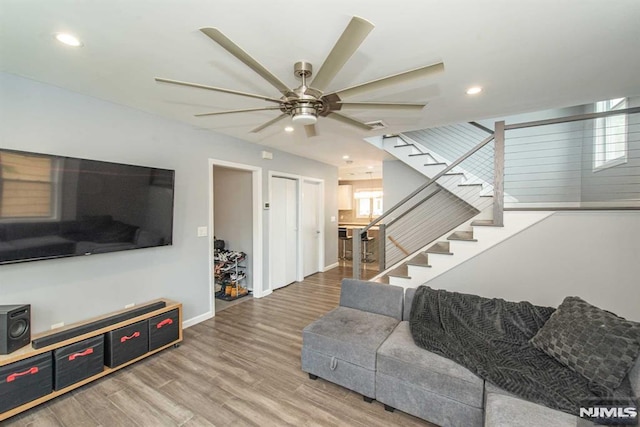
[208,159,263,319]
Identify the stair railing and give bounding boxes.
[352,132,497,279]
[353,103,640,281]
[500,105,640,210]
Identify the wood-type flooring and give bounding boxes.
[4,265,434,427]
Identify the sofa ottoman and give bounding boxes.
[376,321,485,427]
[301,279,403,400]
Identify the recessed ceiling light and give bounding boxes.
[367,165,374,169]
[342,155,350,160]
[466,86,482,95]
[284,126,294,133]
[55,33,83,47]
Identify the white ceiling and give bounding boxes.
[1,1,639,171]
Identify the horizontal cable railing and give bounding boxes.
[502,108,640,209]
[352,127,496,278]
[383,139,495,267]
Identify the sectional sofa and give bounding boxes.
[301,279,640,427]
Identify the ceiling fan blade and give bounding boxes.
[195,106,282,117]
[310,16,374,92]
[326,112,374,131]
[333,62,444,99]
[304,124,318,138]
[338,102,426,111]
[250,114,289,133]
[200,28,293,96]
[155,78,282,103]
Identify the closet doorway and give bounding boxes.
[209,159,262,316]
[269,172,324,292]
[270,176,298,290]
[302,180,321,277]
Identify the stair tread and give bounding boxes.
[386,264,410,279]
[443,172,464,176]
[393,144,414,149]
[471,219,503,227]
[408,153,434,157]
[448,231,477,242]
[423,162,447,166]
[405,253,432,267]
[458,183,483,187]
[425,241,453,255]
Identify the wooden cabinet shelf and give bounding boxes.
[0,298,182,422]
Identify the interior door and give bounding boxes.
[302,181,320,277]
[271,176,298,290]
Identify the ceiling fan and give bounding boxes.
[155,16,444,137]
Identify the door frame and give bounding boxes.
[208,159,263,319]
[267,170,324,294]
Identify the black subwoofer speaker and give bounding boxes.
[0,304,31,355]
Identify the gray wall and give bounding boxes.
[426,211,640,321]
[0,72,338,333]
[213,166,253,289]
[382,159,428,211]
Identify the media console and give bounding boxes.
[0,298,182,421]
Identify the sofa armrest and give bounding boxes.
[339,279,403,320]
[403,287,417,321]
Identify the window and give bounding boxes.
[594,98,627,170]
[0,152,57,219]
[355,189,383,219]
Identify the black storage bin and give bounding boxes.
[148,309,180,351]
[104,320,149,368]
[53,335,104,390]
[0,352,52,413]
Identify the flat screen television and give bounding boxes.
[0,148,174,265]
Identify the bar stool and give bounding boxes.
[361,231,375,263]
[338,227,352,260]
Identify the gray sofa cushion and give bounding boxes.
[302,306,399,370]
[403,287,416,321]
[340,279,404,320]
[485,392,577,427]
[531,296,640,391]
[377,321,484,408]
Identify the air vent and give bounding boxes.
[365,120,387,129]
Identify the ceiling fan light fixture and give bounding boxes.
[466,86,483,95]
[291,105,318,125]
[284,126,294,132]
[55,33,83,47]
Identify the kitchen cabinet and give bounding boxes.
[338,185,353,210]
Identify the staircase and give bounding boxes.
[383,134,493,210]
[355,105,640,292]
[377,210,553,288]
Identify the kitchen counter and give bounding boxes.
[338,224,379,230]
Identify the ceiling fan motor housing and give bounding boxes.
[292,104,318,125]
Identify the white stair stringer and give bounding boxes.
[383,211,554,289]
[382,136,489,210]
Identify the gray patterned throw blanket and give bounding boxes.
[409,286,635,416]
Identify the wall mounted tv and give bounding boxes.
[0,149,174,265]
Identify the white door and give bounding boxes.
[302,181,321,277]
[271,177,298,289]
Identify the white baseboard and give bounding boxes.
[323,262,339,272]
[256,289,273,299]
[182,311,213,329]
